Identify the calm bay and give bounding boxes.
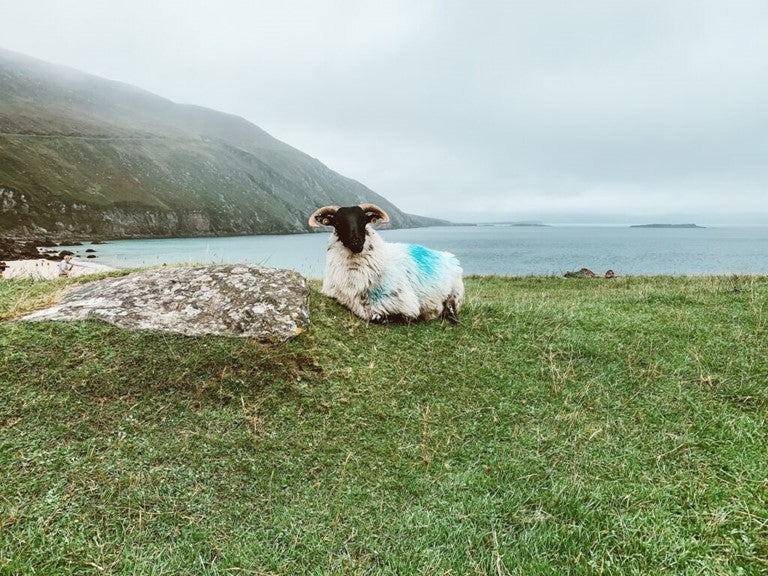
[65,226,768,278]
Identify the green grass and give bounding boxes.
[1,275,767,575]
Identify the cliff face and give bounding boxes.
[0,49,443,240]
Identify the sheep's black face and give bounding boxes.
[328,206,372,254]
[311,204,387,254]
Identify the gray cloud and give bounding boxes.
[2,0,767,224]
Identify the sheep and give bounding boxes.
[309,203,464,323]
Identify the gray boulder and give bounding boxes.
[21,264,310,342]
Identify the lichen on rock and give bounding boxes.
[21,264,310,342]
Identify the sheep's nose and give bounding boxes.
[348,241,365,254]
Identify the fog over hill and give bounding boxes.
[0,48,443,240]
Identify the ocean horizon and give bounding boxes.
[60,225,768,279]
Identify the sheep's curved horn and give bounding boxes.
[309,205,340,227]
[359,203,390,224]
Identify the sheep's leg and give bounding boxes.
[371,313,413,325]
[347,299,378,322]
[440,297,460,324]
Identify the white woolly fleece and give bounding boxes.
[321,226,464,322]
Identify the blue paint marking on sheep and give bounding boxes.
[367,284,387,304]
[407,244,440,280]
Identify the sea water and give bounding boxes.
[63,226,768,278]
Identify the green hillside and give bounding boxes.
[0,48,440,239]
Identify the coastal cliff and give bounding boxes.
[0,48,443,240]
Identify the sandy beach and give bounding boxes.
[1,258,115,280]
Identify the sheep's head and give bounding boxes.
[309,204,390,254]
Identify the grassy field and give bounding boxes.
[1,274,766,575]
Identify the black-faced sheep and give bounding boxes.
[309,203,464,323]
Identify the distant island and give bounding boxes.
[630,223,705,229]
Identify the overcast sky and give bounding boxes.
[2,0,767,224]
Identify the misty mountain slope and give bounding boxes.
[0,48,440,238]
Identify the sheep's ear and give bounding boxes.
[359,203,390,225]
[309,206,340,227]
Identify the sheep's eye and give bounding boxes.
[321,217,331,225]
[370,217,378,224]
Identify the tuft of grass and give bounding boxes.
[0,279,63,321]
[1,275,767,575]
[0,270,130,322]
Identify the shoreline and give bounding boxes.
[0,258,115,280]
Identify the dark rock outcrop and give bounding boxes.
[564,268,617,279]
[0,237,42,260]
[564,268,598,278]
